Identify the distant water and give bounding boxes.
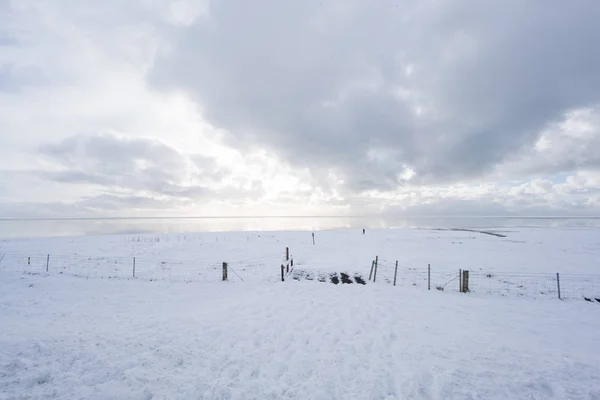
[0,216,599,239]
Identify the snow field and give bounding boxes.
[1,228,599,299]
[1,271,600,399]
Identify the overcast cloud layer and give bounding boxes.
[1,0,600,217]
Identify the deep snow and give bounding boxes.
[1,228,600,399]
[2,272,600,399]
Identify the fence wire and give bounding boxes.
[371,259,600,301]
[467,272,600,300]
[0,252,288,283]
[3,251,599,301]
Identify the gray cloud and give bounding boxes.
[0,194,179,219]
[0,201,89,219]
[380,193,600,218]
[36,132,268,208]
[39,132,214,199]
[497,107,600,178]
[150,0,600,191]
[78,193,181,211]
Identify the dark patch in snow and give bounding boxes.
[330,273,340,284]
[340,273,353,284]
[433,228,507,238]
[450,228,507,238]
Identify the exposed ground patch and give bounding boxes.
[291,269,366,285]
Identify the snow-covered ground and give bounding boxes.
[1,228,600,399]
[1,228,599,298]
[1,271,600,399]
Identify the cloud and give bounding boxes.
[0,194,180,219]
[498,107,600,177]
[78,193,181,211]
[0,1,599,218]
[0,64,48,92]
[150,0,600,190]
[32,131,275,214]
[38,132,214,199]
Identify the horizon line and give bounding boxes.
[0,215,600,222]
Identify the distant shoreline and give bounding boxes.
[1,216,599,240]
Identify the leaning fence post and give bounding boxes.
[556,273,561,300]
[132,257,136,278]
[369,260,375,281]
[46,254,49,272]
[222,262,228,281]
[281,264,285,282]
[393,261,398,286]
[428,264,431,290]
[373,256,379,282]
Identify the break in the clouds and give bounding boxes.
[1,0,600,217]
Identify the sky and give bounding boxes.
[1,0,600,218]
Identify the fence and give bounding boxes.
[0,252,289,283]
[371,258,600,301]
[2,250,599,301]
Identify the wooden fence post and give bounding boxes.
[373,256,379,282]
[46,254,49,272]
[222,262,228,281]
[281,264,285,282]
[286,247,289,273]
[132,257,136,278]
[28,257,30,265]
[556,273,561,300]
[393,261,398,286]
[459,269,462,293]
[369,260,375,281]
[312,232,315,245]
[461,270,469,293]
[428,264,431,290]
